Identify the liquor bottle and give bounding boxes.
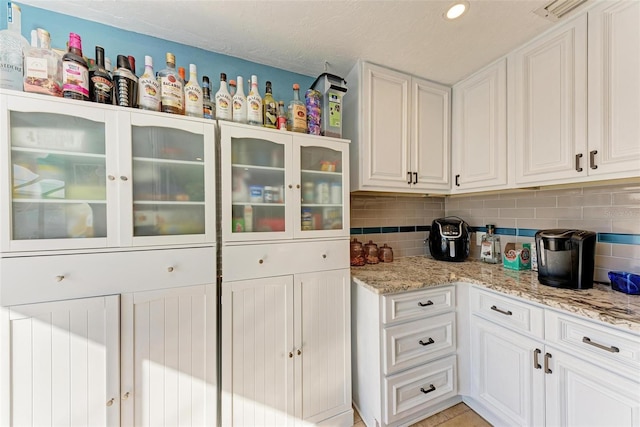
[229,79,237,97]
[24,28,62,96]
[184,64,203,118]
[105,57,112,77]
[262,81,277,128]
[277,100,287,131]
[288,83,306,133]
[113,54,138,108]
[232,75,247,124]
[178,66,186,114]
[0,2,29,91]
[480,224,501,264]
[246,75,262,126]
[89,45,113,104]
[62,33,89,100]
[159,52,184,115]
[202,75,214,119]
[137,55,161,111]
[215,72,232,121]
[127,55,136,76]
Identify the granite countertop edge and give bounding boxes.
[350,256,640,334]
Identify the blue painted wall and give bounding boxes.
[1,3,315,102]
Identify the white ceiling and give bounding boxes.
[20,0,591,85]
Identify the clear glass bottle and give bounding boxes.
[89,45,113,104]
[0,2,29,91]
[247,75,263,126]
[113,54,138,108]
[215,72,232,121]
[232,75,247,124]
[481,224,501,264]
[288,83,307,132]
[137,55,161,111]
[184,64,203,118]
[229,79,237,97]
[158,52,184,115]
[202,75,214,119]
[262,80,277,128]
[277,100,287,131]
[62,32,89,100]
[24,28,62,96]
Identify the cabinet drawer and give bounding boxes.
[383,355,457,425]
[382,286,454,325]
[383,312,456,375]
[470,287,544,338]
[222,240,348,281]
[1,247,216,306]
[546,310,640,374]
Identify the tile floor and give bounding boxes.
[352,403,491,427]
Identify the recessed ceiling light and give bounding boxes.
[445,2,469,20]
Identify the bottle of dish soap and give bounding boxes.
[481,224,501,264]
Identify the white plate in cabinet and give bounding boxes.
[383,286,454,325]
[545,310,640,378]
[383,355,457,425]
[222,239,348,282]
[469,287,544,339]
[383,312,456,375]
[0,247,215,306]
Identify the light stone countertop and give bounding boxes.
[350,256,640,334]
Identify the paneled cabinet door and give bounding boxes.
[221,276,295,426]
[295,269,351,424]
[452,58,508,192]
[545,347,640,427]
[120,284,217,427]
[0,295,120,427]
[512,14,587,185]
[470,317,545,427]
[588,0,640,177]
[0,92,117,252]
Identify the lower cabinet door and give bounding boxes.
[545,347,640,427]
[120,284,217,427]
[296,269,351,424]
[222,276,295,426]
[471,316,545,426]
[1,295,120,427]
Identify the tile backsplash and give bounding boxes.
[350,182,640,283]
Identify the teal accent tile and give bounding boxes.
[363,227,381,234]
[517,229,538,237]
[598,233,640,245]
[382,227,399,233]
[350,228,363,235]
[416,225,431,232]
[399,226,416,232]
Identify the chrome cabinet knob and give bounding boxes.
[122,391,130,400]
[107,175,116,181]
[120,176,128,181]
[106,398,114,407]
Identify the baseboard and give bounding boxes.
[396,395,462,427]
[462,396,510,427]
[314,409,354,427]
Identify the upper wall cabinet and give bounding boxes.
[451,58,508,193]
[344,61,450,194]
[511,14,588,186]
[587,0,640,178]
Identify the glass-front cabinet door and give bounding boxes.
[222,124,291,242]
[0,93,116,252]
[294,136,349,238]
[123,112,215,246]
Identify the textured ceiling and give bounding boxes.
[20,0,591,85]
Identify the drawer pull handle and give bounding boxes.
[55,275,65,282]
[289,352,293,358]
[418,300,434,307]
[420,385,436,394]
[297,349,302,356]
[455,174,460,187]
[106,398,114,407]
[419,338,435,346]
[575,153,583,172]
[167,266,174,273]
[590,150,598,169]
[544,352,552,374]
[533,348,542,369]
[491,305,512,316]
[582,336,620,353]
[407,172,412,185]
[413,172,418,185]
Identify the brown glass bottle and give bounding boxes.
[62,32,89,100]
[89,46,113,104]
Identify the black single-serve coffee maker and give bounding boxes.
[535,229,597,289]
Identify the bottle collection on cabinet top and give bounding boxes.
[0,1,344,137]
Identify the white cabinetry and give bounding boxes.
[344,61,450,194]
[352,284,458,427]
[221,122,352,426]
[452,58,509,193]
[468,286,640,427]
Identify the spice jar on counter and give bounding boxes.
[364,240,379,264]
[350,238,365,266]
[378,244,394,262]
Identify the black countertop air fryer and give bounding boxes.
[429,217,470,262]
[535,229,597,289]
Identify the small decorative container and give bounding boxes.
[350,238,365,266]
[378,244,394,263]
[364,240,379,264]
[608,271,640,295]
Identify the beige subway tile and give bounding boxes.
[612,219,640,234]
[595,255,640,273]
[594,268,611,283]
[446,199,460,210]
[612,244,640,260]
[584,183,640,194]
[585,206,640,220]
[516,196,557,208]
[596,243,612,256]
[459,199,485,209]
[484,198,516,208]
[516,219,557,230]
[500,190,536,199]
[350,218,367,227]
[447,209,473,218]
[557,194,612,207]
[535,207,582,219]
[557,219,612,232]
[612,192,640,206]
[537,187,584,196]
[500,208,535,218]
[484,218,516,228]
